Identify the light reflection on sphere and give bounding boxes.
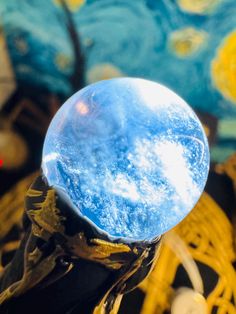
[42,78,209,242]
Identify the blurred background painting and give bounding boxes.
[0,0,236,183]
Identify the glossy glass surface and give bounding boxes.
[42,78,209,241]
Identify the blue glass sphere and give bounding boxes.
[42,78,209,242]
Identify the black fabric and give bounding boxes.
[0,175,160,314]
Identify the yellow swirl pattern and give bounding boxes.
[177,0,222,14]
[212,31,236,104]
[86,63,124,84]
[53,0,85,12]
[169,27,207,57]
[54,53,72,71]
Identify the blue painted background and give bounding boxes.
[1,0,236,160]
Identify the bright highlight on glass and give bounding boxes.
[42,78,209,241]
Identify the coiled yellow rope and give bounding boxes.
[140,154,236,314]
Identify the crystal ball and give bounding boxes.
[42,78,209,242]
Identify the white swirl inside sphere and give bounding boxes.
[42,78,209,242]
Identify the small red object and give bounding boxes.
[0,159,3,167]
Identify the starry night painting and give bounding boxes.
[0,0,235,112]
[0,0,236,161]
